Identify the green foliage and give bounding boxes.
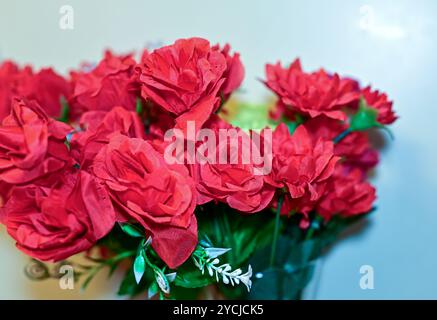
[350,98,380,131]
[197,203,275,268]
[133,254,146,284]
[57,96,69,123]
[246,211,372,299]
[120,223,144,238]
[174,262,213,289]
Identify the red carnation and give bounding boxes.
[265,59,359,121]
[0,98,72,184]
[0,170,115,261]
[0,61,71,120]
[303,116,379,174]
[191,117,275,213]
[271,124,339,216]
[70,51,139,118]
[139,37,242,132]
[361,86,397,125]
[71,106,145,169]
[93,134,197,268]
[317,165,376,221]
[211,43,245,98]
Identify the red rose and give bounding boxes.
[70,51,139,118]
[71,106,145,169]
[139,38,242,132]
[304,116,379,174]
[0,170,115,261]
[93,134,197,268]
[0,98,72,184]
[361,86,397,125]
[271,124,339,216]
[191,117,275,213]
[0,61,71,120]
[265,59,359,121]
[317,165,376,220]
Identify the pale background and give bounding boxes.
[1,0,436,299]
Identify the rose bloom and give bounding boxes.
[190,117,275,213]
[303,116,379,175]
[0,98,72,184]
[139,37,243,132]
[70,51,139,118]
[271,124,339,218]
[0,170,115,261]
[0,61,71,121]
[93,134,197,268]
[71,106,145,169]
[265,59,359,121]
[361,86,397,125]
[317,165,376,221]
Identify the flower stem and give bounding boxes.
[270,194,284,268]
[333,128,351,144]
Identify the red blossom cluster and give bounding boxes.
[0,38,396,269]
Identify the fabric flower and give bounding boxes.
[265,59,359,121]
[191,117,275,213]
[303,116,379,175]
[93,134,197,268]
[139,37,243,132]
[70,51,139,118]
[271,124,339,216]
[361,86,397,125]
[317,165,376,220]
[71,106,145,169]
[0,170,115,261]
[0,98,72,184]
[211,43,245,98]
[0,61,71,121]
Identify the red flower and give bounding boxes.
[0,170,115,261]
[265,59,359,121]
[317,165,376,220]
[93,134,197,268]
[191,118,275,213]
[304,116,379,174]
[361,86,397,125]
[211,43,245,98]
[71,106,145,169]
[0,98,72,184]
[139,38,242,132]
[271,124,339,216]
[0,61,71,120]
[70,51,139,118]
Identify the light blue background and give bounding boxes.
[1,0,436,299]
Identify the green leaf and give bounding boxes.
[248,266,314,300]
[118,267,147,297]
[120,223,144,238]
[148,282,159,299]
[133,254,146,284]
[197,203,275,267]
[57,96,69,123]
[136,98,143,115]
[174,263,213,289]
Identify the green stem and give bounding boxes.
[270,194,284,268]
[222,212,236,263]
[333,128,351,144]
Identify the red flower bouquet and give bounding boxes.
[0,37,396,300]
